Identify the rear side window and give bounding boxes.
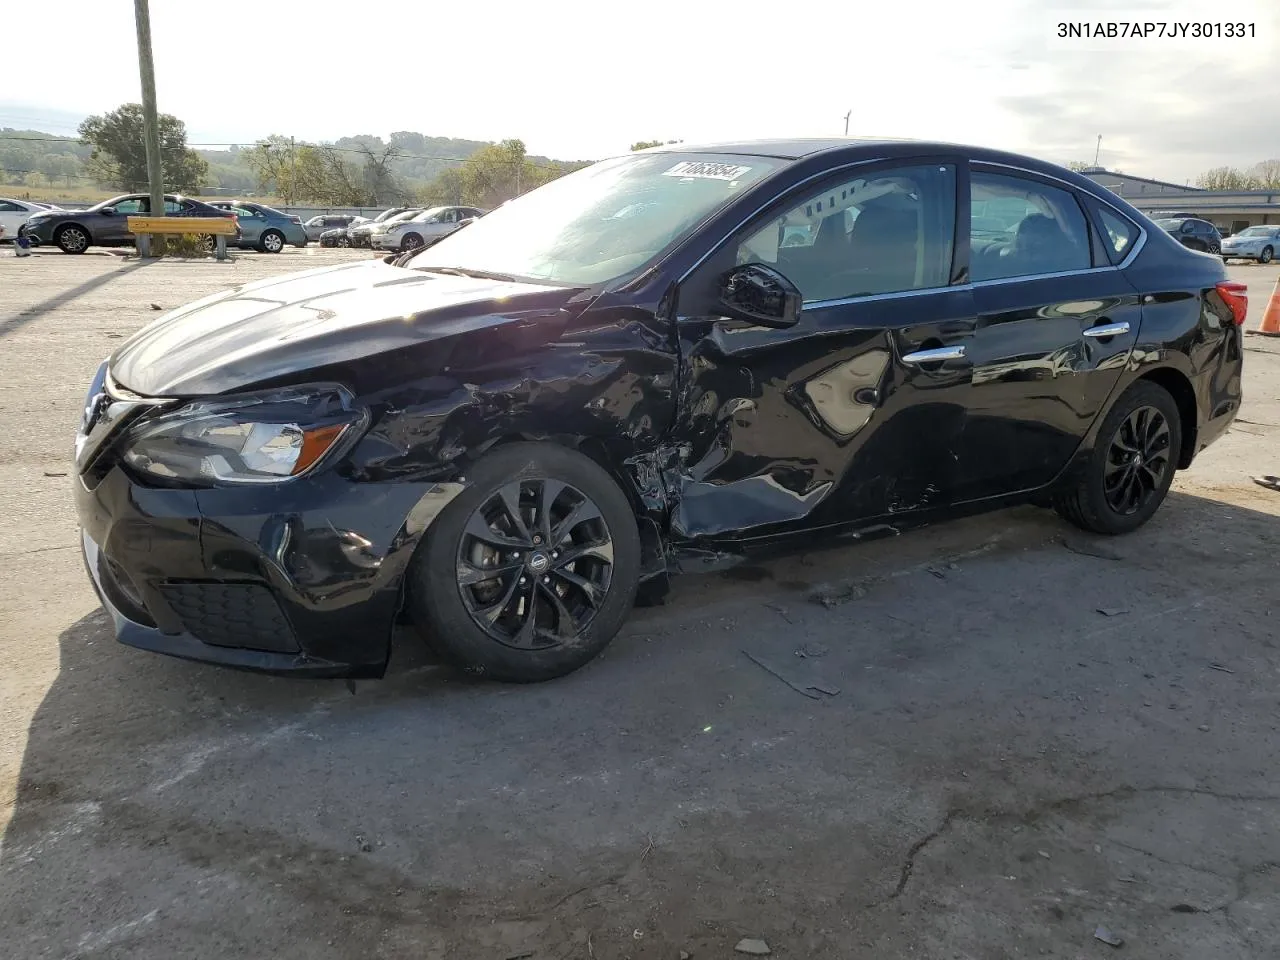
[736,163,957,301]
[1096,206,1139,261]
[969,171,1091,281]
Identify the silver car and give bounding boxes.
[1221,225,1279,264]
[303,214,359,242]
[372,206,486,252]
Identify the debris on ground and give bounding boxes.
[734,938,771,955]
[355,834,372,853]
[42,471,67,478]
[1096,607,1128,617]
[680,952,691,960]
[149,302,163,310]
[795,642,828,659]
[764,601,793,624]
[1093,925,1124,947]
[743,651,840,700]
[1058,536,1125,561]
[1208,662,1234,674]
[1198,724,1211,732]
[808,578,870,608]
[1252,475,1280,493]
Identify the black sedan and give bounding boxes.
[21,193,237,254]
[74,140,1244,683]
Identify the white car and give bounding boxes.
[0,198,61,243]
[372,206,486,252]
[1221,225,1279,264]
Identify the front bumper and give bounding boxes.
[371,233,400,250]
[76,462,455,677]
[1221,248,1261,259]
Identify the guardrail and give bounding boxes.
[126,216,238,260]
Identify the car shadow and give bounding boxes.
[2,486,1278,954]
[0,259,155,340]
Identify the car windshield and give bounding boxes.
[407,152,785,285]
[372,209,403,222]
[411,207,447,223]
[1235,226,1274,237]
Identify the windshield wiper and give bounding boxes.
[415,266,521,282]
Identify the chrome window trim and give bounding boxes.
[804,283,968,310]
[970,264,1121,288]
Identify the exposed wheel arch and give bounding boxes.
[1136,366,1197,468]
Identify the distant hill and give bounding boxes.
[1,126,585,202]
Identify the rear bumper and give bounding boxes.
[75,464,455,678]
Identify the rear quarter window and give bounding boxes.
[1096,206,1139,262]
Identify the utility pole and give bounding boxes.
[133,0,165,240]
[289,136,297,206]
[843,110,851,136]
[1094,134,1102,167]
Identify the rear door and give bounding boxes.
[672,159,978,540]
[0,200,27,237]
[955,165,1140,501]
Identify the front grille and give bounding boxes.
[159,582,299,652]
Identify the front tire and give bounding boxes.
[259,230,285,253]
[407,442,641,682]
[400,232,423,252]
[55,224,89,254]
[1054,381,1182,536]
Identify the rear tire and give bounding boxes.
[407,442,641,682]
[259,230,285,253]
[1261,246,1274,264]
[1054,381,1182,536]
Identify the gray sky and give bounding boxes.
[3,0,1276,182]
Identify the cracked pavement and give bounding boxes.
[2,251,1279,958]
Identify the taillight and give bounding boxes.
[1215,281,1248,326]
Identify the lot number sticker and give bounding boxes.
[663,161,753,181]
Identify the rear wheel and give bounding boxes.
[407,442,641,682]
[1054,381,1181,535]
[1261,246,1274,264]
[199,234,216,253]
[55,224,89,254]
[259,230,285,253]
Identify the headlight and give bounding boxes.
[121,384,366,485]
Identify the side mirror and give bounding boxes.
[717,263,802,329]
[100,207,115,216]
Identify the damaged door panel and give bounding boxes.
[666,161,973,541]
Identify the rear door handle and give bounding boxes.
[902,345,966,364]
[1083,322,1130,338]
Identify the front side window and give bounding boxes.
[409,152,785,285]
[969,172,1091,281]
[734,164,957,301]
[113,198,145,215]
[1096,205,1139,261]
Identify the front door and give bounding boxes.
[956,167,1139,501]
[670,160,977,543]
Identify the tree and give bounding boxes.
[1195,166,1260,190]
[1065,161,1092,172]
[631,139,680,151]
[78,104,208,192]
[1248,159,1280,190]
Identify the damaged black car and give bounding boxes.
[75,139,1244,682]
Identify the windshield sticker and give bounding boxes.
[663,161,753,181]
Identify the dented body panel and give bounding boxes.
[75,138,1243,676]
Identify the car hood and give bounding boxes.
[107,260,582,397]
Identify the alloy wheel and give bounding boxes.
[402,234,423,251]
[263,232,284,253]
[1104,405,1171,515]
[456,478,614,649]
[60,227,88,252]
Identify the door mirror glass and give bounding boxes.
[100,207,115,216]
[717,263,802,329]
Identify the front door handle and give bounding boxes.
[902,345,966,364]
[1083,321,1130,338]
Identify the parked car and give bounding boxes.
[1220,224,1279,263]
[1154,217,1222,255]
[304,214,359,242]
[75,140,1244,684]
[348,207,413,248]
[319,226,352,247]
[209,201,307,252]
[20,193,237,254]
[372,206,487,252]
[0,197,63,242]
[361,208,423,249]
